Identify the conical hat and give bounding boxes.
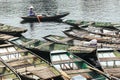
[29,6,34,9]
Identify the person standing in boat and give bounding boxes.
[28,6,36,16]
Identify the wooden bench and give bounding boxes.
[0,49,28,56]
[7,60,33,69]
[65,69,92,74]
[0,43,14,48]
[52,58,80,64]
[23,39,39,46]
[99,57,120,62]
[6,55,36,63]
[17,66,48,73]
[36,42,53,49]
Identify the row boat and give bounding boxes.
[0,41,63,80]
[63,28,120,44]
[97,48,120,78]
[8,36,96,63]
[43,34,120,50]
[63,19,120,30]
[79,26,120,38]
[21,12,69,22]
[0,23,27,36]
[0,58,21,80]
[50,50,111,80]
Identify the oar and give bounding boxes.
[58,69,71,79]
[87,66,111,80]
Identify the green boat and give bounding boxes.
[0,58,21,80]
[63,19,120,30]
[44,34,120,51]
[63,28,120,44]
[97,48,120,78]
[0,41,63,80]
[50,50,111,80]
[8,36,96,63]
[0,23,27,36]
[79,26,120,38]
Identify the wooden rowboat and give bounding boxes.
[63,28,120,44]
[43,34,120,50]
[79,26,120,38]
[0,23,27,36]
[0,58,21,80]
[0,42,63,80]
[63,19,120,30]
[50,50,111,80]
[21,12,69,22]
[8,35,96,60]
[97,48,120,78]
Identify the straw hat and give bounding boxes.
[29,6,34,9]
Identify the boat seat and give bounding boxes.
[7,60,33,69]
[0,49,28,56]
[17,66,48,73]
[52,58,80,64]
[0,43,14,48]
[23,39,39,46]
[36,42,53,49]
[100,57,120,68]
[99,57,120,62]
[6,55,36,63]
[65,69,92,74]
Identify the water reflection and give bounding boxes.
[29,22,34,31]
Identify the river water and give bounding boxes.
[0,0,120,40]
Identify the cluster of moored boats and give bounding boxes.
[0,19,120,80]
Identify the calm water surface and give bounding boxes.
[0,0,120,40]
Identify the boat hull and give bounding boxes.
[21,12,69,22]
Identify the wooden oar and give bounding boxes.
[58,69,71,79]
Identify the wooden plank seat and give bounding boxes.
[23,39,39,46]
[0,49,28,56]
[7,60,34,69]
[6,55,36,63]
[0,34,14,40]
[109,73,120,78]
[0,43,14,48]
[60,38,73,42]
[35,42,53,49]
[104,68,120,78]
[65,69,92,74]
[52,58,80,64]
[27,67,59,79]
[16,66,48,73]
[68,72,92,79]
[99,57,120,62]
[104,67,120,73]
